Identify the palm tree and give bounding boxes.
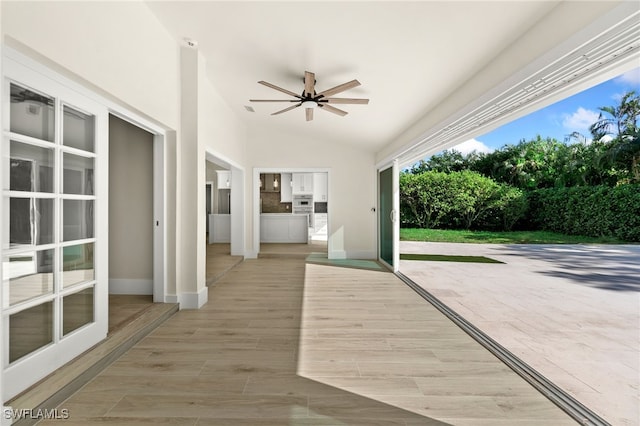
[589,91,639,141]
[589,90,640,183]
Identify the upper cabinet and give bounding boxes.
[216,170,231,189]
[292,173,313,194]
[280,173,292,202]
[313,173,328,202]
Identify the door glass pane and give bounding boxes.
[8,141,54,192]
[9,301,54,363]
[63,200,94,241]
[9,84,55,142]
[63,287,94,335]
[380,167,393,265]
[62,243,94,287]
[4,249,54,306]
[63,106,95,152]
[6,197,54,248]
[63,153,94,195]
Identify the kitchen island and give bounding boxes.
[260,213,309,243]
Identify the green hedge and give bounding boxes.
[527,185,640,241]
[400,171,527,231]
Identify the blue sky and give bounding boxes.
[452,67,640,155]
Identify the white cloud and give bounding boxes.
[452,139,493,155]
[562,107,600,134]
[614,68,640,86]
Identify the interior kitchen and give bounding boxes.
[259,172,328,244]
[207,166,232,244]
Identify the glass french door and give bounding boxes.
[2,57,108,400]
[379,162,399,271]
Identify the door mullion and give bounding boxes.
[53,95,63,344]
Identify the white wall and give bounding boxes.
[198,61,248,165]
[2,1,180,130]
[247,124,377,259]
[198,56,248,256]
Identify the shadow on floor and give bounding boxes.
[494,244,640,292]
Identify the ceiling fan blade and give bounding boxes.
[306,108,314,121]
[323,98,369,104]
[304,71,315,97]
[317,79,361,97]
[250,99,300,102]
[258,81,302,98]
[319,104,348,116]
[271,104,301,115]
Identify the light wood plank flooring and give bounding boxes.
[109,295,154,333]
[259,241,328,258]
[206,243,243,286]
[40,257,575,425]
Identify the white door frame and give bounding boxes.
[2,48,169,304]
[2,51,110,400]
[1,47,170,399]
[109,111,167,303]
[205,149,245,257]
[251,167,330,259]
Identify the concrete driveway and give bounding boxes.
[399,242,640,426]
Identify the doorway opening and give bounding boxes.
[254,169,329,258]
[205,152,244,286]
[107,115,154,332]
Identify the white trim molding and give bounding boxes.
[178,287,208,310]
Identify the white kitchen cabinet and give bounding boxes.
[216,170,231,189]
[292,173,313,194]
[280,173,292,202]
[313,172,328,201]
[260,214,309,243]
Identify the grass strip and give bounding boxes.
[400,253,504,264]
[400,228,627,244]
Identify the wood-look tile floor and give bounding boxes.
[41,257,575,425]
[109,295,154,334]
[206,243,243,286]
[259,241,328,258]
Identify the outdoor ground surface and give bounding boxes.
[400,241,640,426]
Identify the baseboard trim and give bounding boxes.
[345,250,376,260]
[178,286,208,309]
[328,250,347,260]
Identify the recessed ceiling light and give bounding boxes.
[184,38,198,48]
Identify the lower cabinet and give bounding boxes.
[260,214,308,243]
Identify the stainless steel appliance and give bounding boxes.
[292,194,313,227]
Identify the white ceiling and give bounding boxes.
[145,1,577,153]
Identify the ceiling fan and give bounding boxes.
[250,71,369,121]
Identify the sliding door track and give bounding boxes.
[396,271,610,426]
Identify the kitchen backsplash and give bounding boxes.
[261,192,292,213]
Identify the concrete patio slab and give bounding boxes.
[400,242,640,426]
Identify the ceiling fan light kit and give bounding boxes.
[250,70,369,121]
